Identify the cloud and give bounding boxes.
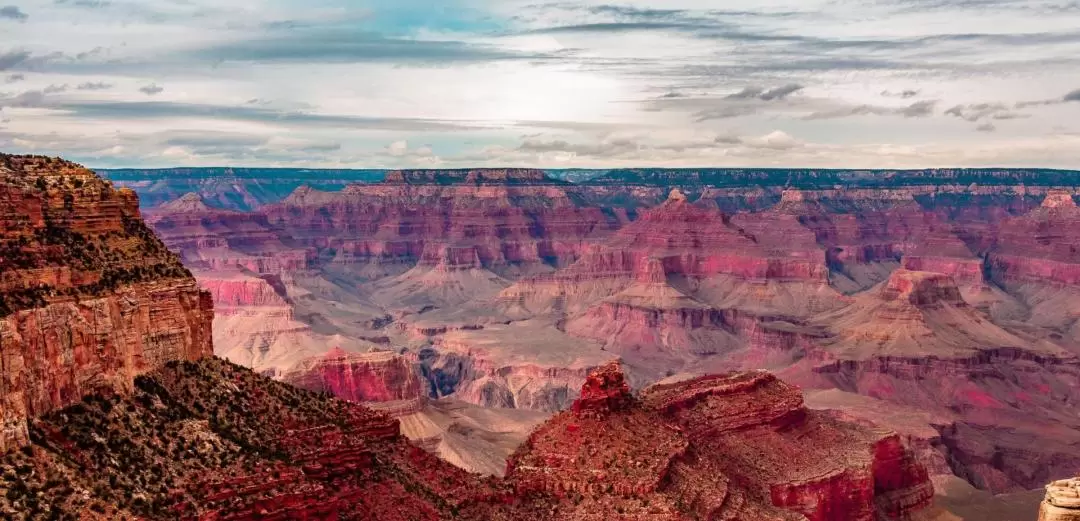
[0,50,31,71]
[76,81,112,90]
[805,100,937,120]
[54,0,112,8]
[0,5,27,21]
[190,29,547,65]
[387,140,408,156]
[0,89,46,108]
[726,84,804,101]
[4,73,23,83]
[945,103,1027,121]
[882,89,920,98]
[43,84,67,94]
[52,100,492,131]
[976,123,996,132]
[138,83,163,95]
[1066,89,1080,102]
[897,100,938,117]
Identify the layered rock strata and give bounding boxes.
[507,363,942,521]
[0,154,213,452]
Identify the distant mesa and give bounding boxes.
[878,269,966,308]
[384,168,560,185]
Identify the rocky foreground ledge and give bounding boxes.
[1041,478,1080,521]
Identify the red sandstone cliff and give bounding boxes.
[281,347,425,403]
[0,154,213,451]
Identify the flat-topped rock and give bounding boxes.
[879,270,967,308]
[384,169,558,185]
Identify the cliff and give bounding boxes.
[384,168,563,185]
[0,154,213,452]
[281,348,425,403]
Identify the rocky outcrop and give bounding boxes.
[507,364,941,520]
[571,360,633,415]
[0,154,214,452]
[1041,477,1080,521]
[281,348,425,403]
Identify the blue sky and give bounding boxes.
[2,0,1080,168]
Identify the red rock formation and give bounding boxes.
[503,189,838,320]
[281,348,425,403]
[506,364,941,521]
[571,360,633,415]
[0,154,214,451]
[784,270,1080,492]
[145,193,312,274]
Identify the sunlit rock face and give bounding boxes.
[0,154,214,451]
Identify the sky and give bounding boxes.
[2,0,1080,168]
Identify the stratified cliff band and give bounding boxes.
[0,154,213,451]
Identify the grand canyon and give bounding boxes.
[3,154,1075,519]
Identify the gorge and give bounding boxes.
[0,156,1076,519]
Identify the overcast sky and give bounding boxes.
[2,0,1080,168]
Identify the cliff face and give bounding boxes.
[0,154,213,451]
[259,179,624,280]
[281,348,425,403]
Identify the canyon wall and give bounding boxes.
[0,154,213,451]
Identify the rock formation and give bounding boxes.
[1041,477,1080,521]
[506,363,944,520]
[786,269,1080,492]
[281,348,425,403]
[110,165,1080,497]
[0,154,213,452]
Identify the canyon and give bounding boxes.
[0,161,1050,519]
[122,167,1080,500]
[0,156,958,518]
